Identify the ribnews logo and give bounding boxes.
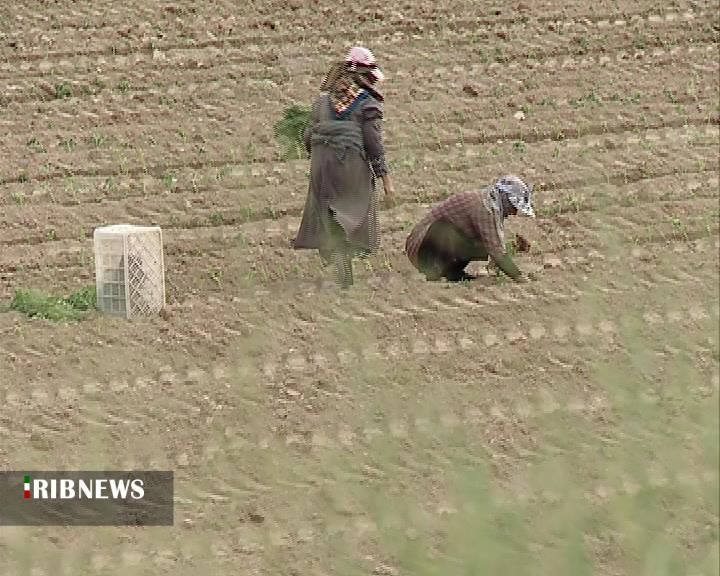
[22,474,145,500]
[1,471,173,526]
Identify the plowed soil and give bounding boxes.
[0,2,718,575]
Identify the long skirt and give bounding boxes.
[293,144,379,288]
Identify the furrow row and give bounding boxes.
[293,236,718,326]
[2,38,715,138]
[1,104,716,191]
[1,32,713,122]
[0,6,708,70]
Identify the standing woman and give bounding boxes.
[293,46,394,288]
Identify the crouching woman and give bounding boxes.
[405,175,536,283]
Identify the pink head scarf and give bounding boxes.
[345,46,385,82]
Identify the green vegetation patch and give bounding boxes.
[273,104,310,160]
[8,284,96,321]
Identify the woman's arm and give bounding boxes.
[469,203,523,281]
[379,174,395,207]
[361,101,395,206]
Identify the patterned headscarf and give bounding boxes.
[345,46,385,82]
[320,53,384,119]
[482,185,507,247]
[321,62,367,118]
[493,175,535,217]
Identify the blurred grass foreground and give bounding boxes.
[196,284,717,575]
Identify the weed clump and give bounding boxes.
[273,104,310,160]
[8,284,96,321]
[54,83,72,99]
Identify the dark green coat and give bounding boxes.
[293,92,386,258]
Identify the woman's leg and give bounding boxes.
[325,209,354,288]
[444,259,474,282]
[332,250,353,288]
[417,238,445,281]
[417,221,467,280]
[418,220,488,281]
[416,220,450,280]
[445,230,490,281]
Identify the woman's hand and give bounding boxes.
[381,175,395,208]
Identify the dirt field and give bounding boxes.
[0,1,718,574]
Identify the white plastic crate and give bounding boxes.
[93,224,166,319]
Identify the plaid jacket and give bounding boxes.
[405,188,507,267]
